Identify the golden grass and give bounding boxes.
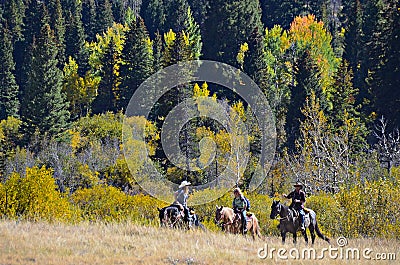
[0,220,398,265]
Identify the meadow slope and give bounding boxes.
[0,220,398,265]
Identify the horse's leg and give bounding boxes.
[293,232,297,244]
[249,222,255,240]
[281,231,286,244]
[252,220,258,240]
[309,225,316,245]
[302,229,308,245]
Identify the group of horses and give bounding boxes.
[158,201,331,244]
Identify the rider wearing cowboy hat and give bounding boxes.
[283,182,306,231]
[174,180,192,222]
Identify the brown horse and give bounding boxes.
[215,205,262,240]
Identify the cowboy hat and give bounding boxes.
[179,180,191,189]
[293,182,303,188]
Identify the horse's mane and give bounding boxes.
[217,206,234,223]
[222,206,234,213]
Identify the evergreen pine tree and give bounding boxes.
[153,31,163,72]
[44,0,66,66]
[162,30,191,67]
[355,0,380,103]
[9,1,25,92]
[329,59,368,151]
[243,27,267,91]
[183,6,202,59]
[343,0,364,94]
[321,0,343,57]
[163,0,190,33]
[20,20,70,139]
[140,0,165,38]
[95,0,114,34]
[187,0,208,30]
[329,60,360,124]
[2,0,25,43]
[82,0,97,42]
[111,0,125,24]
[260,0,302,29]
[62,0,87,75]
[17,0,49,104]
[119,18,154,110]
[203,0,263,66]
[91,36,120,113]
[286,49,324,149]
[367,0,400,128]
[0,19,20,119]
[22,0,45,47]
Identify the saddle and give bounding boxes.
[234,212,252,223]
[290,208,310,224]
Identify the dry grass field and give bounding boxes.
[0,220,398,265]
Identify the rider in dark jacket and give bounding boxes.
[283,182,306,231]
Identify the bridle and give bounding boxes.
[273,202,289,221]
[216,208,225,225]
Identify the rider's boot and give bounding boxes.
[187,213,193,229]
[242,219,247,234]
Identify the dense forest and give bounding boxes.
[0,0,399,237]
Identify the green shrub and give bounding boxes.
[0,166,77,222]
[71,185,133,222]
[70,185,167,224]
[335,176,400,238]
[306,194,341,237]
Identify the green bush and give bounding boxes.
[0,166,78,222]
[71,185,167,224]
[335,176,400,238]
[306,194,341,237]
[71,184,133,222]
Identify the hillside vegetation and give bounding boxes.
[1,0,399,254]
[1,220,398,265]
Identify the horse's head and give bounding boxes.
[158,207,164,220]
[158,207,166,226]
[270,200,281,219]
[215,205,224,224]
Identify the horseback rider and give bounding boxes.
[173,181,192,224]
[283,182,306,231]
[232,187,248,234]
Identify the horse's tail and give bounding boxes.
[314,220,330,244]
[254,217,262,238]
[250,216,263,240]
